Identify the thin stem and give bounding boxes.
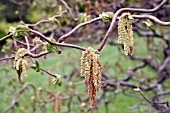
[58,17,102,42]
[40,68,58,78]
[0,33,13,42]
[59,0,77,21]
[133,15,170,26]
[139,90,169,106]
[26,10,68,27]
[30,29,86,51]
[0,56,15,61]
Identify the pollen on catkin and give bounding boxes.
[80,47,101,108]
[118,12,134,55]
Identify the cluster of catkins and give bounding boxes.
[81,47,101,108]
[14,48,29,82]
[118,12,134,55]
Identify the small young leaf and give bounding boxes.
[99,12,114,23]
[105,12,114,19]
[31,65,36,70]
[16,25,30,31]
[49,17,61,28]
[45,42,58,53]
[78,13,86,24]
[52,75,62,86]
[49,37,56,42]
[35,61,40,69]
[49,17,54,24]
[12,32,21,39]
[133,87,140,91]
[46,43,54,53]
[9,26,16,33]
[142,19,153,29]
[31,61,40,72]
[12,31,29,39]
[53,19,61,28]
[85,15,91,21]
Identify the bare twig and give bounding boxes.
[26,10,68,27]
[0,33,13,42]
[58,17,102,42]
[30,29,86,51]
[138,89,169,107]
[59,0,77,21]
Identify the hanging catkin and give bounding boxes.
[118,12,134,55]
[80,47,101,108]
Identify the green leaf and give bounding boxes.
[31,61,40,72]
[31,65,36,70]
[85,15,91,21]
[9,25,30,35]
[54,45,58,53]
[142,19,153,29]
[54,19,61,28]
[46,43,54,53]
[99,12,114,23]
[49,17,61,28]
[105,12,114,19]
[35,61,40,69]
[9,26,16,33]
[49,37,56,42]
[16,25,30,31]
[52,76,62,86]
[45,41,58,53]
[10,25,30,39]
[59,5,63,14]
[12,32,21,39]
[78,13,86,24]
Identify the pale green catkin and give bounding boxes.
[118,12,134,55]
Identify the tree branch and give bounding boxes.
[97,0,168,51]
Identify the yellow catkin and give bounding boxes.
[123,17,129,56]
[21,59,28,77]
[14,48,29,80]
[117,12,134,55]
[80,51,87,76]
[127,19,134,55]
[15,48,28,60]
[84,47,93,84]
[92,53,101,90]
[127,20,133,47]
[15,58,22,70]
[118,18,123,44]
[97,60,101,90]
[80,47,102,108]
[92,52,98,86]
